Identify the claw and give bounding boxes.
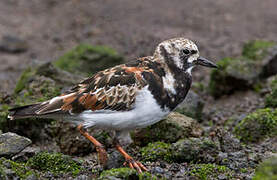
[125,158,148,173]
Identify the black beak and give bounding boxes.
[196,56,218,68]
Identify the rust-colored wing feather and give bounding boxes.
[36,63,150,115]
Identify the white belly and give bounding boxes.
[77,86,170,131]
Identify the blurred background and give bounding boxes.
[0,1,277,179]
[0,0,277,92]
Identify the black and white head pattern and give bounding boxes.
[154,37,200,74]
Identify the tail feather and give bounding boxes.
[8,103,45,120]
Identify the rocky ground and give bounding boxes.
[0,1,277,179]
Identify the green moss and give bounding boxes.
[189,164,233,180]
[99,167,158,180]
[242,40,275,60]
[54,44,124,76]
[208,57,234,97]
[140,142,172,162]
[14,67,34,94]
[234,108,277,142]
[27,152,82,176]
[0,157,37,179]
[265,76,277,108]
[0,104,9,130]
[253,157,277,180]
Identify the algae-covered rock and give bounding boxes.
[140,142,172,162]
[188,163,234,180]
[54,44,124,76]
[234,108,277,143]
[0,132,31,158]
[99,167,158,180]
[209,57,262,97]
[171,137,218,163]
[242,40,275,61]
[27,152,82,176]
[175,90,205,120]
[0,157,37,179]
[209,40,277,98]
[265,75,277,108]
[253,156,277,180]
[132,112,203,146]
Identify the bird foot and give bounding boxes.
[123,157,148,173]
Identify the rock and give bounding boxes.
[140,142,172,162]
[131,112,203,146]
[0,35,28,53]
[253,156,277,180]
[26,152,82,176]
[171,137,219,163]
[105,150,125,170]
[209,40,277,98]
[54,44,124,76]
[261,46,277,77]
[175,90,205,120]
[98,167,157,180]
[0,132,31,158]
[213,128,242,153]
[0,157,37,179]
[234,108,277,143]
[12,146,40,162]
[265,75,277,108]
[14,62,82,95]
[52,121,111,156]
[6,62,83,145]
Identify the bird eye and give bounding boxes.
[182,49,190,55]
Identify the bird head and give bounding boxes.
[154,37,217,74]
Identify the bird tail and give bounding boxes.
[8,102,49,120]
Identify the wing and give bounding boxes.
[35,62,151,115]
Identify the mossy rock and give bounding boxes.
[171,137,218,163]
[234,108,277,143]
[209,40,277,98]
[209,57,262,97]
[99,167,158,180]
[27,152,82,176]
[131,112,202,146]
[242,40,275,61]
[4,63,84,143]
[54,44,124,76]
[0,157,37,179]
[140,142,172,162]
[188,163,234,180]
[253,156,277,180]
[265,75,277,108]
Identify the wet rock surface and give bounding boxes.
[0,132,31,158]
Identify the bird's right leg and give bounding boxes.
[77,124,108,166]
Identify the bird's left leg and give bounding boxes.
[112,131,148,173]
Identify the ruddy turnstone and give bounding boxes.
[8,37,217,173]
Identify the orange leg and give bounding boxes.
[77,124,108,166]
[114,140,148,173]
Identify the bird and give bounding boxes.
[8,37,217,173]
